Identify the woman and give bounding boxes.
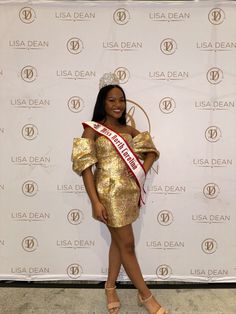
[72,73,167,314]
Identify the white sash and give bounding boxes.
[83,121,146,205]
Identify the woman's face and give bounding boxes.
[104,87,126,121]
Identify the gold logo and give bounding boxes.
[68,96,84,113]
[22,236,38,252]
[205,126,221,142]
[208,8,225,25]
[160,38,177,55]
[159,97,176,113]
[114,67,130,84]
[207,67,223,84]
[21,66,37,82]
[157,210,173,226]
[22,180,38,197]
[113,8,130,25]
[19,7,36,24]
[126,99,151,132]
[22,124,38,140]
[67,38,84,54]
[67,263,83,279]
[67,209,84,225]
[203,183,220,199]
[201,238,217,254]
[156,264,172,279]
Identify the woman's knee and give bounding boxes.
[122,239,135,254]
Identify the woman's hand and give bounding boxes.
[92,201,108,224]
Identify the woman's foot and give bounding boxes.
[138,293,168,314]
[105,282,121,314]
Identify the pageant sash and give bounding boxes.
[83,121,146,205]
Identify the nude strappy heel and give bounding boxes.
[137,293,168,314]
[105,282,121,314]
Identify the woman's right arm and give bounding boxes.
[82,127,108,224]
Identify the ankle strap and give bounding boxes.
[141,293,153,303]
[105,283,116,290]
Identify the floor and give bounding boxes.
[0,283,236,314]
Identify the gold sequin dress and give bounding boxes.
[72,131,159,228]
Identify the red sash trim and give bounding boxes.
[83,121,146,205]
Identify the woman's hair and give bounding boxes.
[92,85,127,125]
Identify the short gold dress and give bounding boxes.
[72,131,159,227]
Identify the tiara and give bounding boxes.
[99,72,119,90]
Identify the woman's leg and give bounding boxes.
[106,237,122,287]
[108,224,165,313]
[105,235,122,313]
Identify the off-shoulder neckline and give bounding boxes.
[95,133,133,142]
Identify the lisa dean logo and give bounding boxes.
[149,11,190,22]
[156,264,172,280]
[201,238,217,254]
[157,210,174,226]
[205,126,221,142]
[126,99,151,133]
[67,38,84,54]
[19,7,36,24]
[22,124,38,140]
[22,180,38,197]
[22,236,38,252]
[113,8,130,25]
[208,8,225,25]
[67,263,83,279]
[68,96,84,113]
[160,38,177,55]
[203,183,220,199]
[21,66,37,82]
[114,67,130,84]
[9,40,49,50]
[55,11,95,22]
[207,67,223,84]
[159,97,176,114]
[67,209,84,225]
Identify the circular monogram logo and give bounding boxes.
[159,97,176,114]
[201,238,217,254]
[208,8,225,25]
[22,124,38,140]
[160,38,177,55]
[67,38,84,54]
[205,126,221,142]
[22,236,38,252]
[114,67,130,84]
[67,263,83,279]
[19,7,36,24]
[126,99,151,133]
[203,183,220,199]
[157,210,174,226]
[21,66,37,82]
[68,96,84,113]
[67,209,84,225]
[206,67,223,85]
[22,180,38,197]
[156,264,172,280]
[113,8,130,25]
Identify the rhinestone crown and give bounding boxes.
[99,72,119,90]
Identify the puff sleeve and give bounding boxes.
[71,138,98,175]
[133,131,160,160]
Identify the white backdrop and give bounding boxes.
[0,0,236,282]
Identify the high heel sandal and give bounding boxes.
[105,282,121,314]
[137,293,168,314]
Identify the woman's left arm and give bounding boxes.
[143,152,157,173]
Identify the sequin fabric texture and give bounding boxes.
[72,132,159,227]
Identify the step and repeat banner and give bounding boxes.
[0,0,236,282]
